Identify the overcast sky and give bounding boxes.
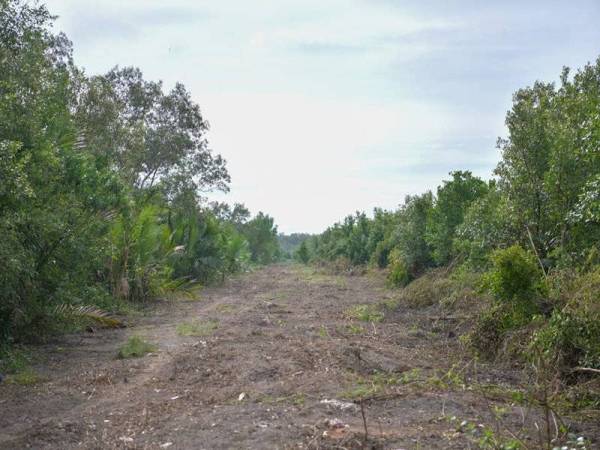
[46,0,600,233]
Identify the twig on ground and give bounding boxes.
[573,367,600,375]
[359,398,368,448]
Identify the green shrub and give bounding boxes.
[484,245,545,320]
[531,267,600,373]
[117,336,157,359]
[371,239,391,269]
[397,268,456,308]
[344,304,384,322]
[387,248,411,287]
[295,241,310,264]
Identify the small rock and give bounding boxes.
[320,399,358,412]
[160,443,173,448]
[238,392,247,401]
[324,418,347,429]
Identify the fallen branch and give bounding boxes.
[428,316,470,321]
[573,367,600,375]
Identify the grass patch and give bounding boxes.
[341,369,421,399]
[380,297,400,310]
[257,392,306,406]
[0,346,45,385]
[296,266,347,288]
[344,304,384,322]
[318,325,329,338]
[340,369,421,400]
[0,346,31,374]
[214,304,236,314]
[117,336,157,359]
[347,324,366,335]
[176,319,219,337]
[7,369,44,385]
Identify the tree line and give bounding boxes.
[299,59,600,381]
[0,1,280,345]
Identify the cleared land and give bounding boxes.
[0,265,597,449]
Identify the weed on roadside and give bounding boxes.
[0,346,44,385]
[117,336,157,359]
[341,369,421,399]
[176,319,219,336]
[345,304,384,322]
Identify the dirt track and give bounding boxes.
[0,264,597,449]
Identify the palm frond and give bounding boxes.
[53,304,124,328]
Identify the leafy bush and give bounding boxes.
[295,241,310,264]
[396,268,456,308]
[531,267,600,373]
[466,306,507,358]
[484,245,545,321]
[387,248,410,287]
[117,336,157,359]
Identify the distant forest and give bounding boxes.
[278,233,312,258]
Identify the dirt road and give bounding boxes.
[0,265,596,449]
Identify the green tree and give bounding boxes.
[295,241,310,264]
[426,171,488,265]
[391,192,434,277]
[242,212,279,264]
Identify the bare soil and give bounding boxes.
[0,264,597,449]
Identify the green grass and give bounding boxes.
[0,346,45,385]
[341,369,422,399]
[344,304,384,322]
[117,336,157,359]
[0,346,31,374]
[7,369,44,385]
[176,319,219,337]
[214,304,236,314]
[295,266,347,287]
[380,297,400,310]
[346,324,366,334]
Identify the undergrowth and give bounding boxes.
[117,336,157,359]
[176,319,219,336]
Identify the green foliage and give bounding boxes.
[279,233,312,259]
[0,1,278,346]
[117,336,157,359]
[426,171,488,265]
[387,248,410,287]
[242,212,279,264]
[454,184,514,267]
[344,304,384,322]
[484,245,545,320]
[531,267,600,372]
[391,193,434,276]
[176,319,219,336]
[495,62,600,262]
[295,241,310,264]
